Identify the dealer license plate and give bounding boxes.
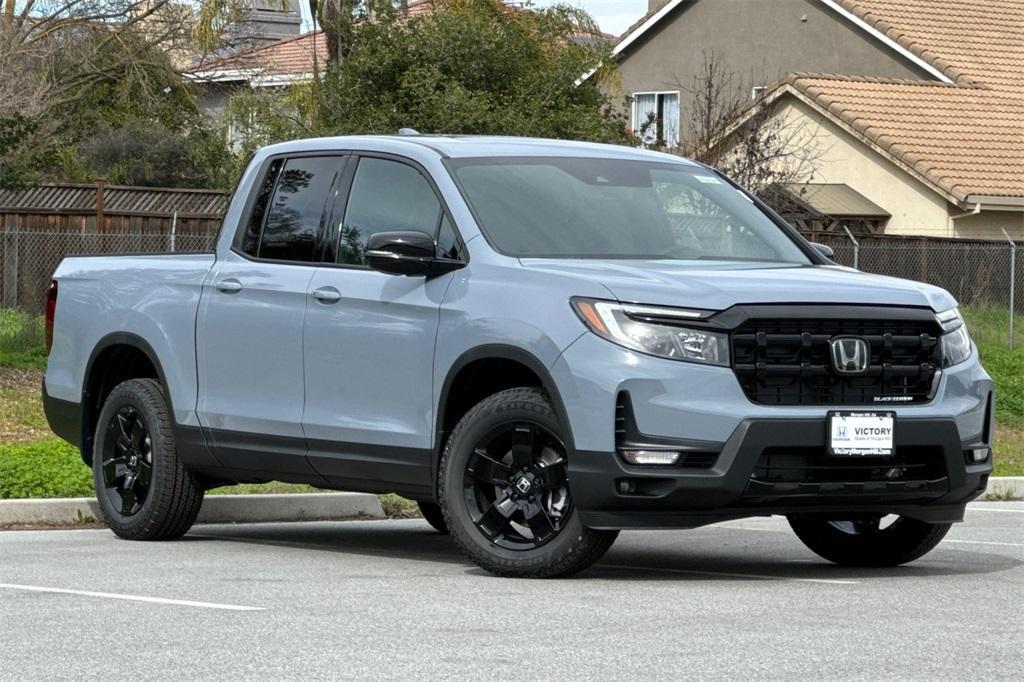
[828,411,895,457]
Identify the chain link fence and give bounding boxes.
[2,226,1022,347]
[1,229,217,313]
[815,235,1017,309]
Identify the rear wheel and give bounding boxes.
[93,378,204,540]
[788,515,951,567]
[417,501,448,534]
[439,387,617,578]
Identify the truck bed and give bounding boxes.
[45,252,217,429]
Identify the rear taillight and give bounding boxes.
[45,279,58,354]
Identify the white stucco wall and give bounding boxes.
[774,98,953,236]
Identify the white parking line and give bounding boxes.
[945,539,1024,548]
[601,564,859,585]
[0,583,264,611]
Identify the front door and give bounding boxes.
[302,155,463,495]
[197,154,346,475]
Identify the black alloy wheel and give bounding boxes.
[92,378,204,540]
[100,406,154,516]
[463,421,572,550]
[439,387,618,578]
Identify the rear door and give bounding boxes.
[301,154,464,494]
[196,154,348,474]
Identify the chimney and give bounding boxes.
[241,0,302,44]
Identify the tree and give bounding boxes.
[310,0,628,141]
[656,52,821,197]
[0,1,257,189]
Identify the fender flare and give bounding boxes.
[433,344,575,479]
[80,332,174,462]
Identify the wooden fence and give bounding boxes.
[0,181,228,235]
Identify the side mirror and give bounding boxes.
[365,230,464,277]
[811,242,835,260]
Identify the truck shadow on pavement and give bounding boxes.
[184,520,1022,582]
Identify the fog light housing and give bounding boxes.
[968,448,990,463]
[619,449,680,466]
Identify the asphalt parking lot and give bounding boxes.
[1,503,1021,680]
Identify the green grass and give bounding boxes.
[0,440,93,499]
[0,309,47,370]
[962,306,1024,429]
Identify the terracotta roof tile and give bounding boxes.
[188,30,325,77]
[839,0,1024,89]
[783,74,1024,201]
[188,0,440,77]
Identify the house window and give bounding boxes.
[632,91,679,148]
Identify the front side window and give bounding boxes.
[337,157,443,265]
[449,157,810,263]
[257,156,342,262]
[632,92,679,147]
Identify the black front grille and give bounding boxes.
[731,316,941,405]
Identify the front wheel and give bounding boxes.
[439,387,618,578]
[93,378,204,540]
[788,515,952,567]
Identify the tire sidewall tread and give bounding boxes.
[438,387,617,578]
[92,378,204,541]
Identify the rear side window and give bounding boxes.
[243,156,343,263]
[239,158,282,256]
[337,158,442,265]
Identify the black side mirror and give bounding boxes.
[811,242,835,260]
[365,230,464,277]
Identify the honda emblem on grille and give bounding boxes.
[830,336,869,375]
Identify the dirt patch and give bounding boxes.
[0,368,49,444]
[0,522,106,531]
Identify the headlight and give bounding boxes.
[938,308,972,367]
[571,298,728,366]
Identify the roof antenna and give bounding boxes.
[398,128,420,136]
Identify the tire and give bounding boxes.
[417,501,449,534]
[92,378,204,540]
[788,515,952,567]
[439,387,618,578]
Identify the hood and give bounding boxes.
[518,259,957,312]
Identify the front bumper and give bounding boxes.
[570,417,991,529]
[552,332,994,529]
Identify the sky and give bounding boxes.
[530,0,649,35]
[299,1,650,38]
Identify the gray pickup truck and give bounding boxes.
[43,135,993,577]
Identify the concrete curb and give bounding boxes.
[985,476,1024,500]
[0,493,385,526]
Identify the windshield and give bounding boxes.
[448,157,810,263]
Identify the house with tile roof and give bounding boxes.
[186,0,615,145]
[184,1,439,127]
[611,0,1024,238]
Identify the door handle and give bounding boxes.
[311,287,341,303]
[216,278,242,294]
